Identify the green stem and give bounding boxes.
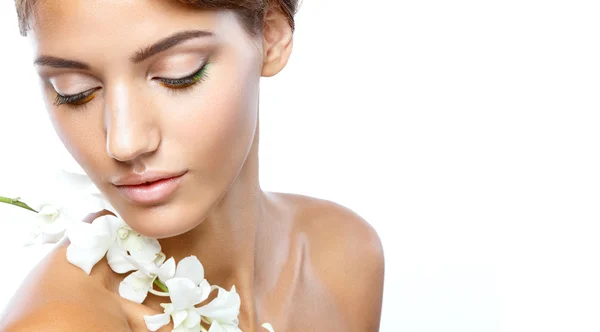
[0,196,37,213]
[154,278,169,293]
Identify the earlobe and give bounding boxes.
[261,9,294,77]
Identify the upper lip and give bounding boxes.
[113,170,187,186]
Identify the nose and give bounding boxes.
[104,82,161,162]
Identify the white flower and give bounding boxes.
[158,256,212,298]
[144,276,211,331]
[23,200,96,246]
[118,252,167,303]
[108,223,162,273]
[21,169,106,246]
[120,255,211,305]
[23,204,69,246]
[66,214,161,275]
[197,285,241,328]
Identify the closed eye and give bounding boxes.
[53,87,101,107]
[156,62,210,89]
[52,61,210,109]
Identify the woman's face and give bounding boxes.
[30,0,264,238]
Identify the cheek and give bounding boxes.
[44,98,108,182]
[166,60,261,174]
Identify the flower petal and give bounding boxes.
[208,321,224,332]
[64,216,118,274]
[172,309,188,328]
[208,321,242,332]
[37,204,60,218]
[173,325,201,332]
[165,277,204,310]
[144,313,171,332]
[197,279,212,303]
[61,196,106,223]
[121,253,163,278]
[105,215,128,234]
[66,243,109,275]
[158,257,176,283]
[106,244,137,274]
[119,270,154,303]
[195,286,240,324]
[174,256,205,285]
[118,228,161,261]
[40,214,70,235]
[183,309,201,328]
[161,303,175,315]
[40,230,66,245]
[66,216,112,249]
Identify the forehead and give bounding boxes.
[29,0,241,60]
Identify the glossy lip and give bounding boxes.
[114,171,187,205]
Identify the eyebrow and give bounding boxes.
[34,29,214,69]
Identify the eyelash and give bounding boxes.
[53,62,211,109]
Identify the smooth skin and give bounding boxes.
[0,0,384,331]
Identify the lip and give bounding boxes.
[114,171,187,205]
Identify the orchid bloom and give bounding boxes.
[121,255,212,304]
[23,198,101,246]
[157,256,212,297]
[201,286,277,332]
[196,285,241,328]
[108,223,162,273]
[22,203,72,246]
[19,169,106,246]
[66,214,161,275]
[118,252,168,303]
[144,276,212,331]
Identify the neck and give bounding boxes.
[156,119,268,327]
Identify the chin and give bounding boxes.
[134,218,191,239]
[99,172,224,239]
[116,204,204,239]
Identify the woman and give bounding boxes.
[1,0,384,331]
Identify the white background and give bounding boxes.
[1,1,599,331]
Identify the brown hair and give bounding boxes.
[15,0,299,37]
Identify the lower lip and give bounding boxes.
[116,173,186,205]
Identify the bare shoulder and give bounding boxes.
[277,192,385,330]
[0,241,130,331]
[281,193,384,256]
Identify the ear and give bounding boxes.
[261,8,294,77]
